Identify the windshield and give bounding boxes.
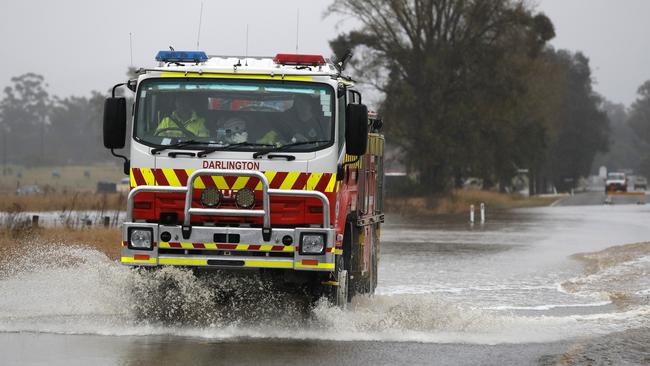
[608,173,625,180]
[134,79,335,151]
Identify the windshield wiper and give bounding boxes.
[252,140,329,159]
[151,139,205,155]
[196,142,275,158]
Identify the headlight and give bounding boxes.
[201,188,222,207]
[235,187,255,208]
[300,233,325,254]
[129,228,153,250]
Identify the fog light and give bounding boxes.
[130,228,153,249]
[235,187,255,208]
[201,188,222,207]
[160,231,172,242]
[300,233,325,254]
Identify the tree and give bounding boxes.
[542,50,609,192]
[0,73,52,166]
[328,0,555,192]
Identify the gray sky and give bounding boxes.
[1,0,649,106]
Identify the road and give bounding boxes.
[1,197,649,365]
[554,189,649,206]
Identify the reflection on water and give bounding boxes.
[0,204,649,364]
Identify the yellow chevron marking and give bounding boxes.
[140,168,156,186]
[306,172,323,190]
[280,171,300,190]
[232,176,249,190]
[212,175,229,189]
[256,171,276,190]
[162,169,181,187]
[129,170,137,188]
[325,175,337,192]
[158,242,295,252]
[184,169,205,188]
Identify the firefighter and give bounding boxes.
[257,94,325,145]
[155,94,210,138]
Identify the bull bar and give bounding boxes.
[122,169,335,271]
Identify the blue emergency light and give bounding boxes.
[155,51,208,63]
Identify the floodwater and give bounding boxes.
[1,200,649,365]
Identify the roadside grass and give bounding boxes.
[0,192,125,212]
[385,189,558,216]
[0,163,125,193]
[0,226,121,265]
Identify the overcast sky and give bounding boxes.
[1,0,648,106]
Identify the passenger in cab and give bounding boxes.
[257,94,326,145]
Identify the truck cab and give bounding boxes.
[103,51,384,306]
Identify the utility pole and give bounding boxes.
[2,127,6,175]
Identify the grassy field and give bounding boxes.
[0,192,125,212]
[0,226,121,265]
[384,189,559,216]
[0,164,125,193]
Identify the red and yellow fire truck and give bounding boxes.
[103,51,384,305]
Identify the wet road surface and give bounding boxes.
[1,194,649,365]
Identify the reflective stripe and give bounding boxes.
[159,257,207,266]
[159,242,295,252]
[244,260,293,268]
[160,72,313,81]
[158,257,293,268]
[131,169,339,193]
[306,172,323,190]
[140,168,156,185]
[280,171,300,190]
[121,256,157,264]
[295,262,335,270]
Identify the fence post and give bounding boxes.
[469,204,475,224]
[480,203,486,224]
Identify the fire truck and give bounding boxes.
[103,50,385,306]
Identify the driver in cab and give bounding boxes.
[155,95,210,138]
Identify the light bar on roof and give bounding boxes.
[155,51,208,63]
[274,53,326,66]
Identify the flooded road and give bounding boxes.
[1,199,649,365]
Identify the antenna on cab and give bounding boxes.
[196,1,204,49]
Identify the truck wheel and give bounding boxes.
[369,224,379,294]
[327,255,349,308]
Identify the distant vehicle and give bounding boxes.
[116,177,130,193]
[16,185,41,195]
[634,176,647,190]
[605,172,627,193]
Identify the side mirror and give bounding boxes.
[345,104,369,156]
[103,97,127,149]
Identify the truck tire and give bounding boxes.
[369,224,379,294]
[327,255,349,308]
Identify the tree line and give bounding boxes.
[0,69,138,169]
[0,73,108,167]
[601,80,650,177]
[328,0,611,194]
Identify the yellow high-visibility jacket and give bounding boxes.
[155,111,209,137]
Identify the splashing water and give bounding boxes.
[1,240,648,345]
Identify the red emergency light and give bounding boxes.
[274,53,326,66]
